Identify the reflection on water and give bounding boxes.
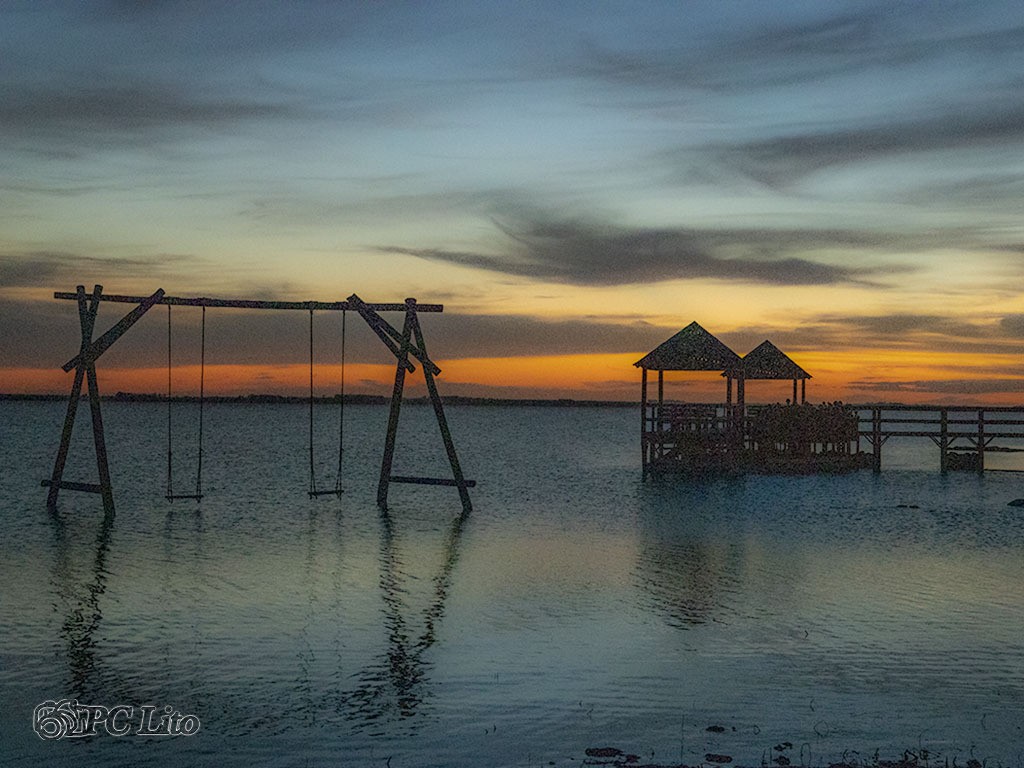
[49,507,115,699]
[341,507,469,729]
[3,402,1024,767]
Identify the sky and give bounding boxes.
[2,0,1023,403]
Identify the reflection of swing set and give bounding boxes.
[42,285,474,515]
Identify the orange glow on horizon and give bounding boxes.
[3,346,1022,405]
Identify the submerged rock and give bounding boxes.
[585,747,624,758]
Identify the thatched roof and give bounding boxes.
[634,321,741,371]
[733,340,811,380]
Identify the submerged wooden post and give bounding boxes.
[46,285,102,508]
[872,407,882,473]
[377,308,414,509]
[43,285,164,513]
[408,300,473,513]
[939,408,948,473]
[977,408,985,474]
[640,368,648,476]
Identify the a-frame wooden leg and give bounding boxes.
[46,285,104,509]
[44,284,162,513]
[47,365,86,508]
[377,309,414,509]
[408,303,472,513]
[86,361,114,513]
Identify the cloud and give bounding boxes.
[723,312,1024,357]
[1000,315,1024,337]
[719,105,1024,188]
[849,378,1024,395]
[0,82,305,155]
[379,215,903,288]
[0,251,195,290]
[0,292,672,370]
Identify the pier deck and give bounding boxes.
[642,403,1024,476]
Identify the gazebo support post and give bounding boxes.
[640,368,648,475]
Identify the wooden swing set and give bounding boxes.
[42,285,474,514]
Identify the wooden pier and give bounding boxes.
[641,402,1024,476]
[855,405,1024,474]
[634,321,1024,477]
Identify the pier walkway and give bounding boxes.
[641,403,1024,476]
[856,404,1024,473]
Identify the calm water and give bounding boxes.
[2,400,1024,767]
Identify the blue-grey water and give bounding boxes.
[2,400,1024,767]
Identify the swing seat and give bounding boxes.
[307,488,343,498]
[166,493,203,501]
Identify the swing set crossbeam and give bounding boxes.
[53,292,444,313]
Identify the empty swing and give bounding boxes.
[307,307,346,498]
[166,304,205,502]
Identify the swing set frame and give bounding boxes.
[41,285,475,515]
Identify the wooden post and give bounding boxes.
[408,301,472,513]
[801,378,806,404]
[977,408,985,474]
[792,378,798,405]
[939,408,948,473]
[43,285,165,513]
[377,308,414,510]
[640,368,648,476]
[86,359,114,513]
[872,407,882,473]
[46,285,101,508]
[657,370,665,463]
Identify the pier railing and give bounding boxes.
[641,402,1024,475]
[852,404,1024,473]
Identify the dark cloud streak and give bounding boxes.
[380,216,902,287]
[720,105,1024,188]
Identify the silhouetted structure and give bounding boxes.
[41,285,474,514]
[636,322,865,476]
[729,339,811,405]
[635,322,743,475]
[858,405,1024,474]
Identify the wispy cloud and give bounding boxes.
[380,214,906,287]
[717,104,1024,189]
[0,82,307,157]
[0,251,195,289]
[723,312,1024,359]
[850,378,1024,395]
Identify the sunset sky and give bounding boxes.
[2,1,1023,403]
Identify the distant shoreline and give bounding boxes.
[4,393,1015,409]
[0,392,638,408]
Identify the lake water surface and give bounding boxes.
[2,401,1024,767]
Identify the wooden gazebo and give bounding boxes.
[634,322,742,474]
[635,321,742,408]
[728,340,811,405]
